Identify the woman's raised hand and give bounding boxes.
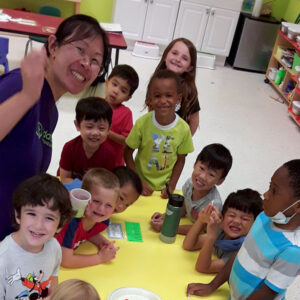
[20,47,48,105]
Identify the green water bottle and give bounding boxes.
[160,193,184,244]
[274,68,286,85]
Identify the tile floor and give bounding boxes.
[2,33,300,298]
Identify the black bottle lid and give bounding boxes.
[169,194,184,207]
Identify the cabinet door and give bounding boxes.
[173,1,209,51]
[142,0,180,45]
[113,0,148,40]
[202,7,239,56]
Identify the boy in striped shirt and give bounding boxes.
[187,159,300,299]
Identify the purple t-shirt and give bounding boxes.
[0,69,57,240]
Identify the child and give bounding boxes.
[56,168,120,268]
[145,38,199,135]
[105,64,139,166]
[124,69,194,198]
[151,144,232,234]
[58,97,116,183]
[0,174,73,299]
[187,159,300,299]
[183,189,263,274]
[63,166,142,214]
[49,279,100,300]
[113,166,143,213]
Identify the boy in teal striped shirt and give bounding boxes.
[187,159,300,299]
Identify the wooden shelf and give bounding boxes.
[266,75,287,100]
[266,29,300,127]
[278,30,300,52]
[273,55,294,75]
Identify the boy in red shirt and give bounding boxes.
[104,64,139,166]
[58,97,116,183]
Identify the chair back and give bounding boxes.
[0,36,9,73]
[39,5,61,17]
[0,37,9,58]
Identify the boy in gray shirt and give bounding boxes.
[151,143,232,234]
[0,174,73,300]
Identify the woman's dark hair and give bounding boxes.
[196,144,232,179]
[45,14,109,78]
[283,159,300,197]
[145,38,198,123]
[113,166,143,195]
[222,188,263,219]
[75,97,112,125]
[13,173,74,229]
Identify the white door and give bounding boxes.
[173,0,209,51]
[142,0,180,45]
[201,7,239,56]
[113,0,148,40]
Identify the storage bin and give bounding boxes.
[292,101,300,115]
[281,22,289,34]
[132,41,159,59]
[292,53,300,73]
[287,27,300,41]
[196,52,216,69]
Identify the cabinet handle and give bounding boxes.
[206,8,211,15]
[211,8,215,16]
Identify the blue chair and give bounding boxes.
[0,36,9,74]
[24,5,61,56]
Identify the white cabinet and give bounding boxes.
[113,0,180,45]
[174,0,242,56]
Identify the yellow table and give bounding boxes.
[59,192,229,300]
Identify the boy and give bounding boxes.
[56,168,120,268]
[0,174,73,299]
[151,144,232,234]
[124,69,194,198]
[183,189,263,273]
[58,97,116,183]
[104,64,139,166]
[63,166,142,214]
[113,166,143,213]
[187,159,300,299]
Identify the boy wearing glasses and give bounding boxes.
[56,168,120,268]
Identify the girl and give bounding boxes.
[145,38,199,135]
[0,14,109,240]
[50,279,100,300]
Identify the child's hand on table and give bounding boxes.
[187,282,214,297]
[142,182,153,196]
[151,212,164,232]
[97,241,119,263]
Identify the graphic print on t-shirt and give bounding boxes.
[36,121,53,148]
[148,134,174,171]
[6,267,52,299]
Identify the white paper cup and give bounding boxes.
[70,188,91,218]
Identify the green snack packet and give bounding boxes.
[125,222,142,242]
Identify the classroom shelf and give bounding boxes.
[266,29,300,126]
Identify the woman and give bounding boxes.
[0,15,109,240]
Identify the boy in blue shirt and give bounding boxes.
[183,189,262,274]
[187,159,300,299]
